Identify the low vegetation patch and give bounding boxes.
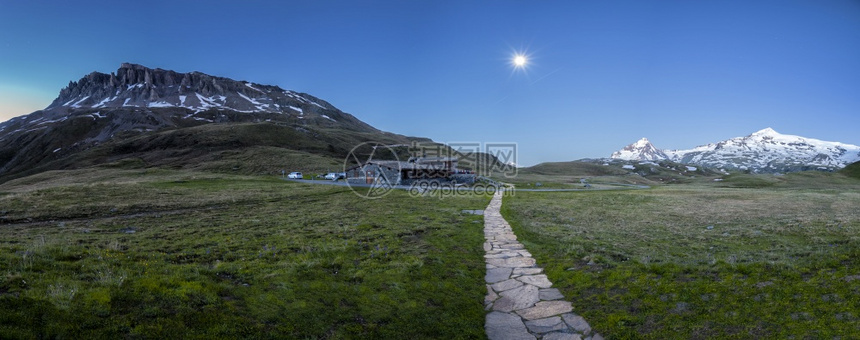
[841,161,860,180]
[502,178,860,338]
[0,169,490,338]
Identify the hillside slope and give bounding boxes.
[840,161,860,179]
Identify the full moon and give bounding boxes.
[513,55,527,67]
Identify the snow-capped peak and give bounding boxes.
[610,137,668,161]
[610,128,860,173]
[633,137,650,147]
[751,127,778,136]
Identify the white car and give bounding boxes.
[287,172,303,179]
[324,172,345,180]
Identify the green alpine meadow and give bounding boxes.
[0,168,491,338]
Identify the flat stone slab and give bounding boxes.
[486,267,513,284]
[487,257,537,268]
[517,274,553,288]
[500,243,526,250]
[515,301,574,320]
[562,313,592,335]
[494,284,539,312]
[524,316,566,333]
[486,285,499,304]
[486,311,535,340]
[540,288,565,300]
[491,279,524,292]
[543,332,582,340]
[513,267,543,276]
[493,234,518,241]
[485,251,522,259]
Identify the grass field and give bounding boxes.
[0,168,491,339]
[502,172,860,338]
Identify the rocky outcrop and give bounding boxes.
[44,63,358,125]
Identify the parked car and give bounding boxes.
[287,172,303,179]
[324,172,346,180]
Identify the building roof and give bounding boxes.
[346,159,455,172]
[407,156,458,163]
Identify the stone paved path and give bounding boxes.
[483,191,603,340]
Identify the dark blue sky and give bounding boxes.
[2,0,859,165]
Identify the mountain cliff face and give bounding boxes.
[39,63,376,131]
[0,63,415,182]
[610,128,860,173]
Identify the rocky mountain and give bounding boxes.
[45,62,376,132]
[610,128,860,173]
[0,63,423,182]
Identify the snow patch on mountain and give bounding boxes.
[244,82,264,93]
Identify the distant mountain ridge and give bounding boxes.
[611,128,860,173]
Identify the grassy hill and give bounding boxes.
[2,118,505,184]
[521,161,629,177]
[510,159,723,188]
[840,160,860,179]
[715,169,860,189]
[0,121,431,183]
